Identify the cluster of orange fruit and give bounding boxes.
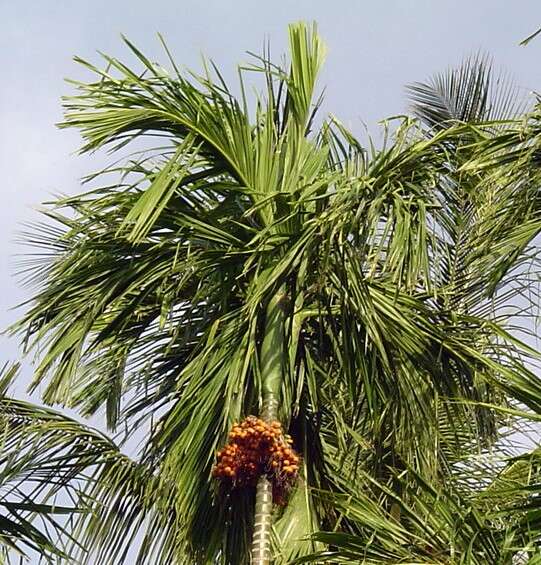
[213,416,300,502]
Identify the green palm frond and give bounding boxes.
[297,408,541,564]
[0,365,184,565]
[407,54,526,129]
[0,365,128,562]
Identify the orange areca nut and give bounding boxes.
[213,415,300,504]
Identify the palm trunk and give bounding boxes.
[250,292,285,565]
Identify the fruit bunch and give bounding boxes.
[213,415,300,504]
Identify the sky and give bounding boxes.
[1,0,541,561]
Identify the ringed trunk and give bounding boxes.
[250,291,285,565]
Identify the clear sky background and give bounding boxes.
[1,1,541,561]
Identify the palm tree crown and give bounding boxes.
[4,22,541,564]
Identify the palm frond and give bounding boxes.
[407,55,525,129]
[520,26,541,46]
[0,365,123,562]
[299,443,541,563]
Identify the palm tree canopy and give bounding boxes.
[7,22,541,563]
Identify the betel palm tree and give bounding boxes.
[14,23,333,563]
[7,23,541,564]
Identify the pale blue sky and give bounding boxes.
[1,1,541,561]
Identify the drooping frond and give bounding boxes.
[0,365,125,562]
[299,434,541,564]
